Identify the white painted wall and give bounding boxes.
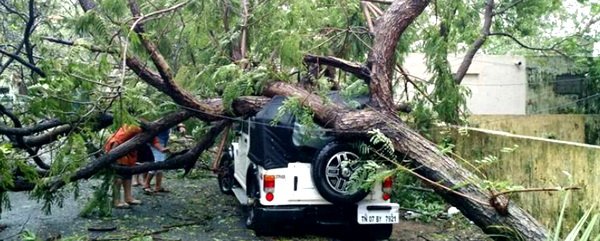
[401,53,527,115]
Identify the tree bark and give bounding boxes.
[368,0,428,110]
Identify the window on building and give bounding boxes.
[553,74,584,96]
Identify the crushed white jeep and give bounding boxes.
[216,95,399,240]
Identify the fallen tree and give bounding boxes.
[120,0,547,239]
[4,0,585,240]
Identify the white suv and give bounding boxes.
[216,95,399,240]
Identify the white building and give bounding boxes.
[402,53,527,115]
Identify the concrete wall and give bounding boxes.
[438,115,600,231]
[402,53,527,114]
[469,115,586,142]
[450,128,600,232]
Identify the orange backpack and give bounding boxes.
[104,124,142,166]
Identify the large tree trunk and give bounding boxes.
[367,0,429,110]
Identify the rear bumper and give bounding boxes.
[255,204,394,226]
[255,206,309,223]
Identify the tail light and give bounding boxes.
[263,175,275,192]
[265,192,274,201]
[382,176,393,201]
[263,175,275,201]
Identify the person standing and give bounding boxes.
[144,129,170,193]
[169,123,192,152]
[104,124,143,208]
[133,142,155,187]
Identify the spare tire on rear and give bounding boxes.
[312,141,369,204]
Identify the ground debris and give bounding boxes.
[3,171,492,241]
[91,221,203,241]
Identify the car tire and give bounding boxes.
[312,142,369,204]
[217,151,234,195]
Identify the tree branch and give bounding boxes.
[112,121,228,175]
[0,0,41,77]
[0,118,70,136]
[123,0,232,121]
[17,113,113,148]
[489,32,568,57]
[365,2,384,16]
[23,0,36,74]
[129,57,270,120]
[1,96,266,193]
[41,37,118,54]
[362,2,375,33]
[126,0,185,85]
[0,103,51,169]
[262,80,550,240]
[8,176,36,192]
[124,56,165,87]
[361,0,393,5]
[0,47,46,78]
[454,0,493,84]
[130,0,189,26]
[0,0,27,20]
[492,186,581,199]
[304,54,371,82]
[292,57,413,112]
[74,0,255,123]
[0,35,24,77]
[493,0,523,16]
[42,110,192,192]
[239,0,249,64]
[397,65,435,106]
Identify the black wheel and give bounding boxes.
[217,150,234,194]
[312,142,369,204]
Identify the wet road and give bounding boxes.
[0,172,331,241]
[0,171,488,241]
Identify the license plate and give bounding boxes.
[357,203,399,224]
